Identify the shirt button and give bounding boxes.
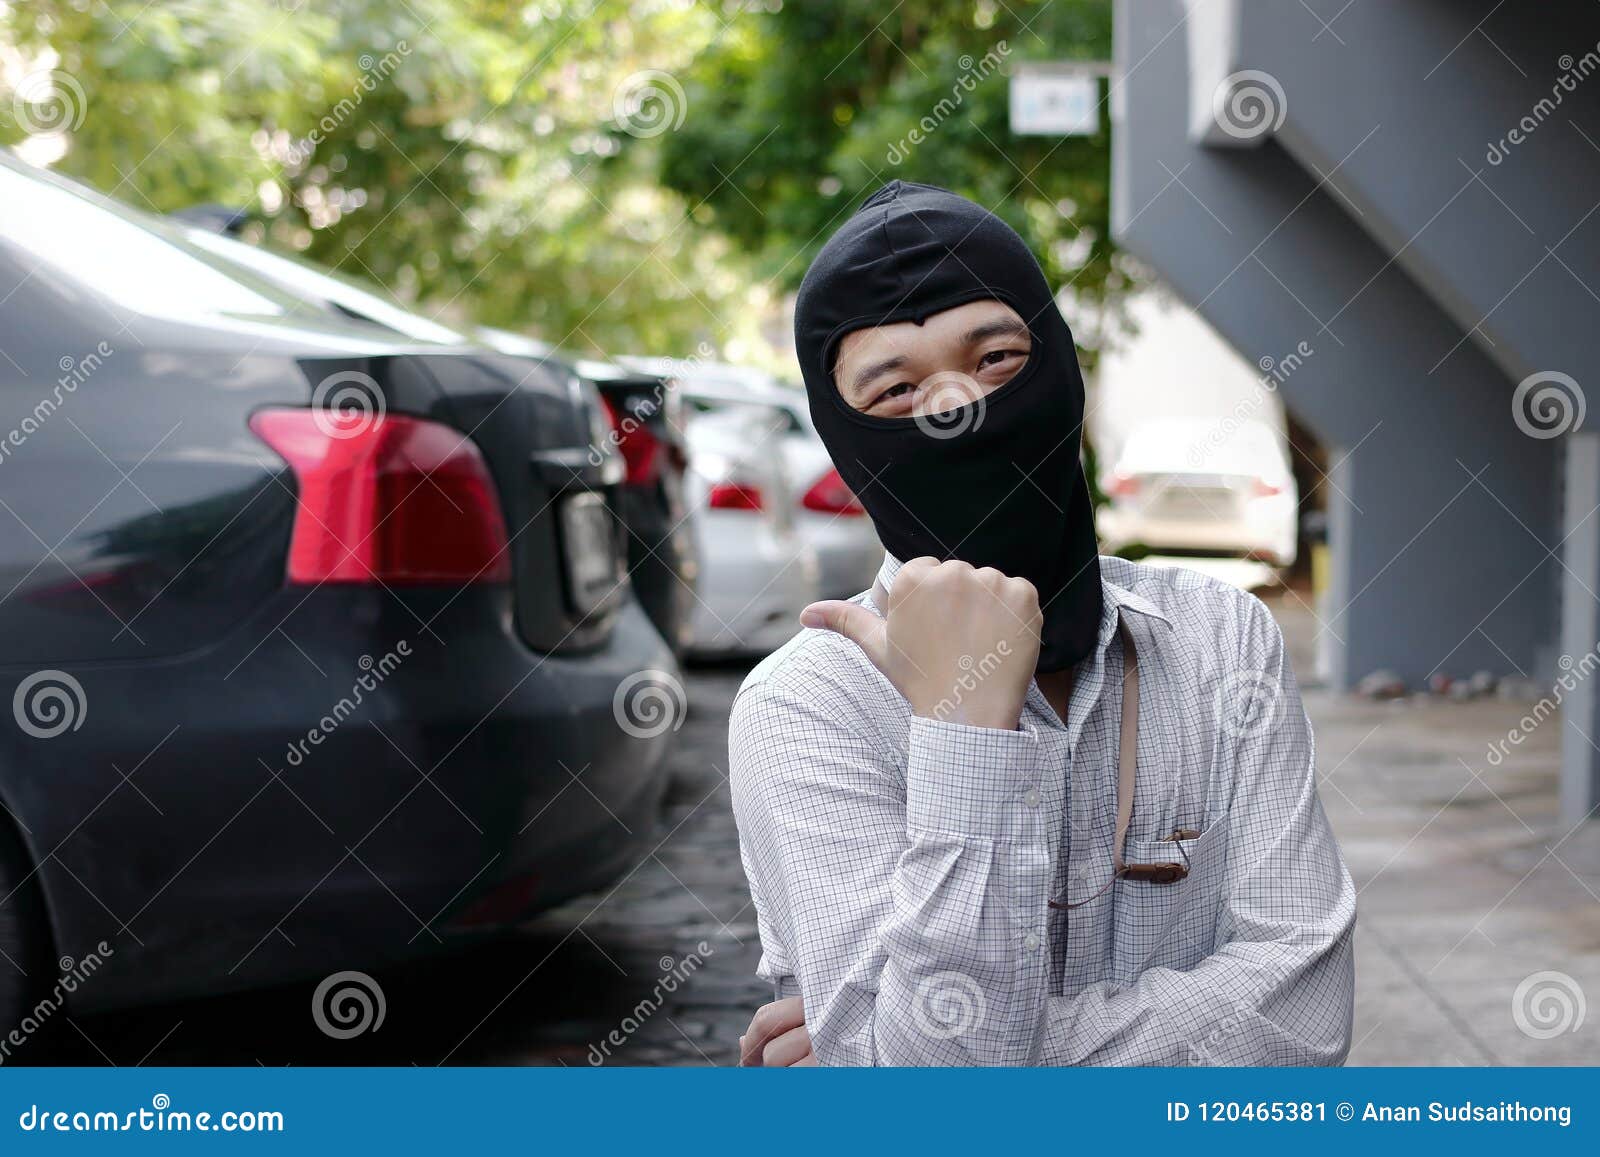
[1024,932,1041,952]
[1022,787,1040,808]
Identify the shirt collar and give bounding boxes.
[872,553,1171,655]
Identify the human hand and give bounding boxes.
[800,557,1041,731]
[738,995,816,1066]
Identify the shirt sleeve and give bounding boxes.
[1036,598,1356,1066]
[729,662,1056,1066]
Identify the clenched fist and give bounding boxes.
[799,556,1042,731]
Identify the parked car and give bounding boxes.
[622,359,882,601]
[681,405,819,657]
[474,331,698,657]
[173,221,698,656]
[0,151,678,1025]
[1096,416,1299,567]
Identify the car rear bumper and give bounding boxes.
[798,514,883,601]
[1,586,678,1012]
[1098,507,1296,564]
[689,517,817,657]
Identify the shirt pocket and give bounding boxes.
[1110,825,1228,983]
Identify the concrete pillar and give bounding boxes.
[1562,431,1600,827]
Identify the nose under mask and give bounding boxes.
[793,180,1103,672]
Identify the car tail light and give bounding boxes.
[1250,477,1284,498]
[708,481,765,511]
[801,467,865,516]
[249,408,511,584]
[451,872,543,929]
[1107,472,1142,498]
[600,395,663,486]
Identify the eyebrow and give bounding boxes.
[849,354,910,398]
[960,319,1033,345]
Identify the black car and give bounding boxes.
[0,152,680,1025]
[172,223,699,658]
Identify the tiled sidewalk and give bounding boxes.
[1269,594,1600,1065]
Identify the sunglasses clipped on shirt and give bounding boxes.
[1049,625,1197,911]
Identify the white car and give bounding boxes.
[1096,417,1298,567]
[682,405,820,657]
[622,359,883,600]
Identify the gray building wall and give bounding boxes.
[1110,0,1598,823]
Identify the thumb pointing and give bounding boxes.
[800,599,886,666]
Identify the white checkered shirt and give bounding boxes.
[729,553,1355,1066]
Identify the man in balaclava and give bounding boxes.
[729,181,1354,1067]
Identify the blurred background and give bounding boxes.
[0,0,1594,1066]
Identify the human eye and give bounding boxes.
[868,381,917,413]
[976,346,1029,377]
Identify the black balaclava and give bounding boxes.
[794,180,1103,672]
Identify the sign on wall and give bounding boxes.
[1009,63,1108,136]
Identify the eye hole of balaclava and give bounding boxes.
[825,297,1039,423]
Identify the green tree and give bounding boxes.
[657,0,1132,357]
[1,1,1129,361]
[0,0,765,355]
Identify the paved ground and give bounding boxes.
[1279,593,1600,1066]
[25,593,1600,1066]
